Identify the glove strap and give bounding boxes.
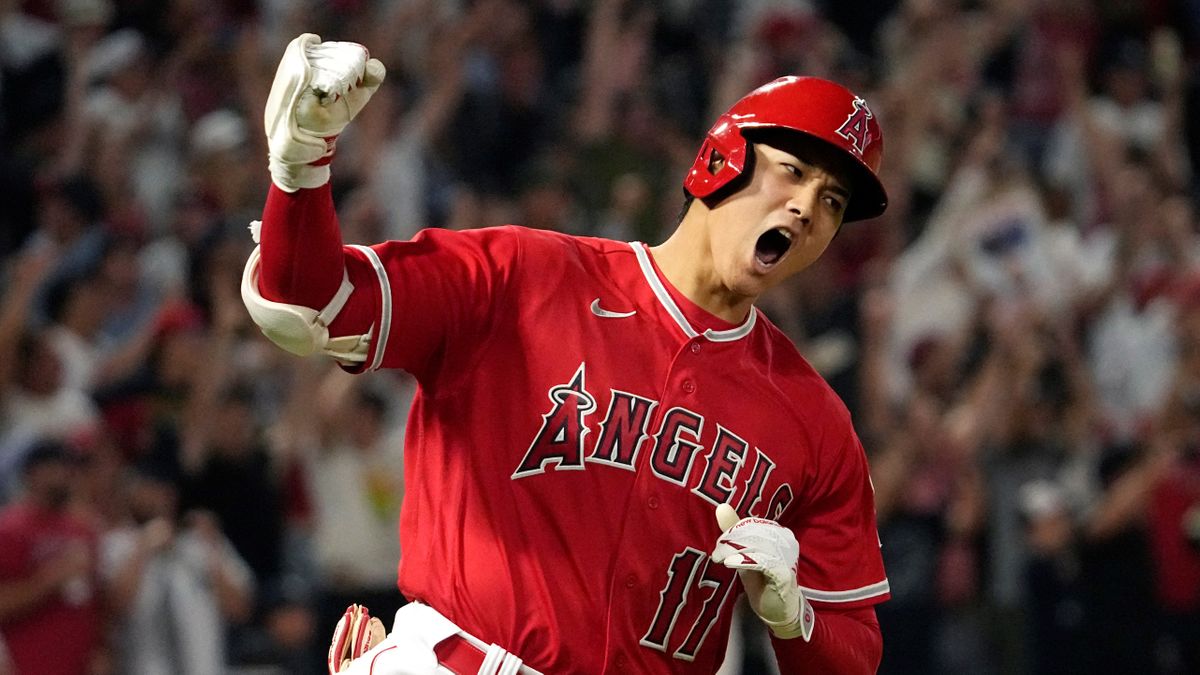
[269,158,332,192]
[763,592,815,641]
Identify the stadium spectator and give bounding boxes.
[0,440,104,675]
[101,460,254,675]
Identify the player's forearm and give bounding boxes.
[770,606,882,675]
[258,182,347,307]
[254,181,379,351]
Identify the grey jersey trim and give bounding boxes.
[798,578,891,603]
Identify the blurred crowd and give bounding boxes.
[0,0,1198,673]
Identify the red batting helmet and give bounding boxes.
[684,76,888,222]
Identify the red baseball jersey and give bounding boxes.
[333,224,889,673]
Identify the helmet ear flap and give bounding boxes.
[699,141,755,206]
[686,138,727,196]
[683,123,750,199]
[701,140,727,175]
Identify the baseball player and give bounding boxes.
[242,35,890,674]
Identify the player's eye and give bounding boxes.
[783,163,802,178]
[823,195,845,213]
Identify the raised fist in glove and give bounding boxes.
[713,503,814,641]
[328,604,387,674]
[265,33,386,192]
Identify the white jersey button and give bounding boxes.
[690,343,701,354]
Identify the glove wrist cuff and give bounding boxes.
[269,159,331,192]
[762,593,814,641]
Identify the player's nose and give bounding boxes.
[785,186,817,226]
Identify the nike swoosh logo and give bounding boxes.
[590,298,636,319]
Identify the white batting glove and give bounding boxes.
[713,503,814,641]
[265,33,386,192]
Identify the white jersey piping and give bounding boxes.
[349,245,391,371]
[629,243,757,342]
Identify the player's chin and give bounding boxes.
[724,251,795,296]
[727,266,775,299]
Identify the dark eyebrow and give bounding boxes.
[794,154,851,201]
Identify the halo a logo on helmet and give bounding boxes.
[835,97,873,157]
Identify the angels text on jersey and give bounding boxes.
[511,362,795,521]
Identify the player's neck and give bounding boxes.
[650,222,755,325]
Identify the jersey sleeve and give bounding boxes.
[769,605,882,674]
[344,226,522,385]
[256,184,524,383]
[789,430,889,610]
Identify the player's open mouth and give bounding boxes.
[754,227,794,268]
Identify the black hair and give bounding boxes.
[16,329,42,364]
[21,439,76,474]
[219,381,257,407]
[1036,360,1071,413]
[745,127,858,187]
[676,192,695,225]
[131,454,181,485]
[45,174,105,224]
[43,271,98,324]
